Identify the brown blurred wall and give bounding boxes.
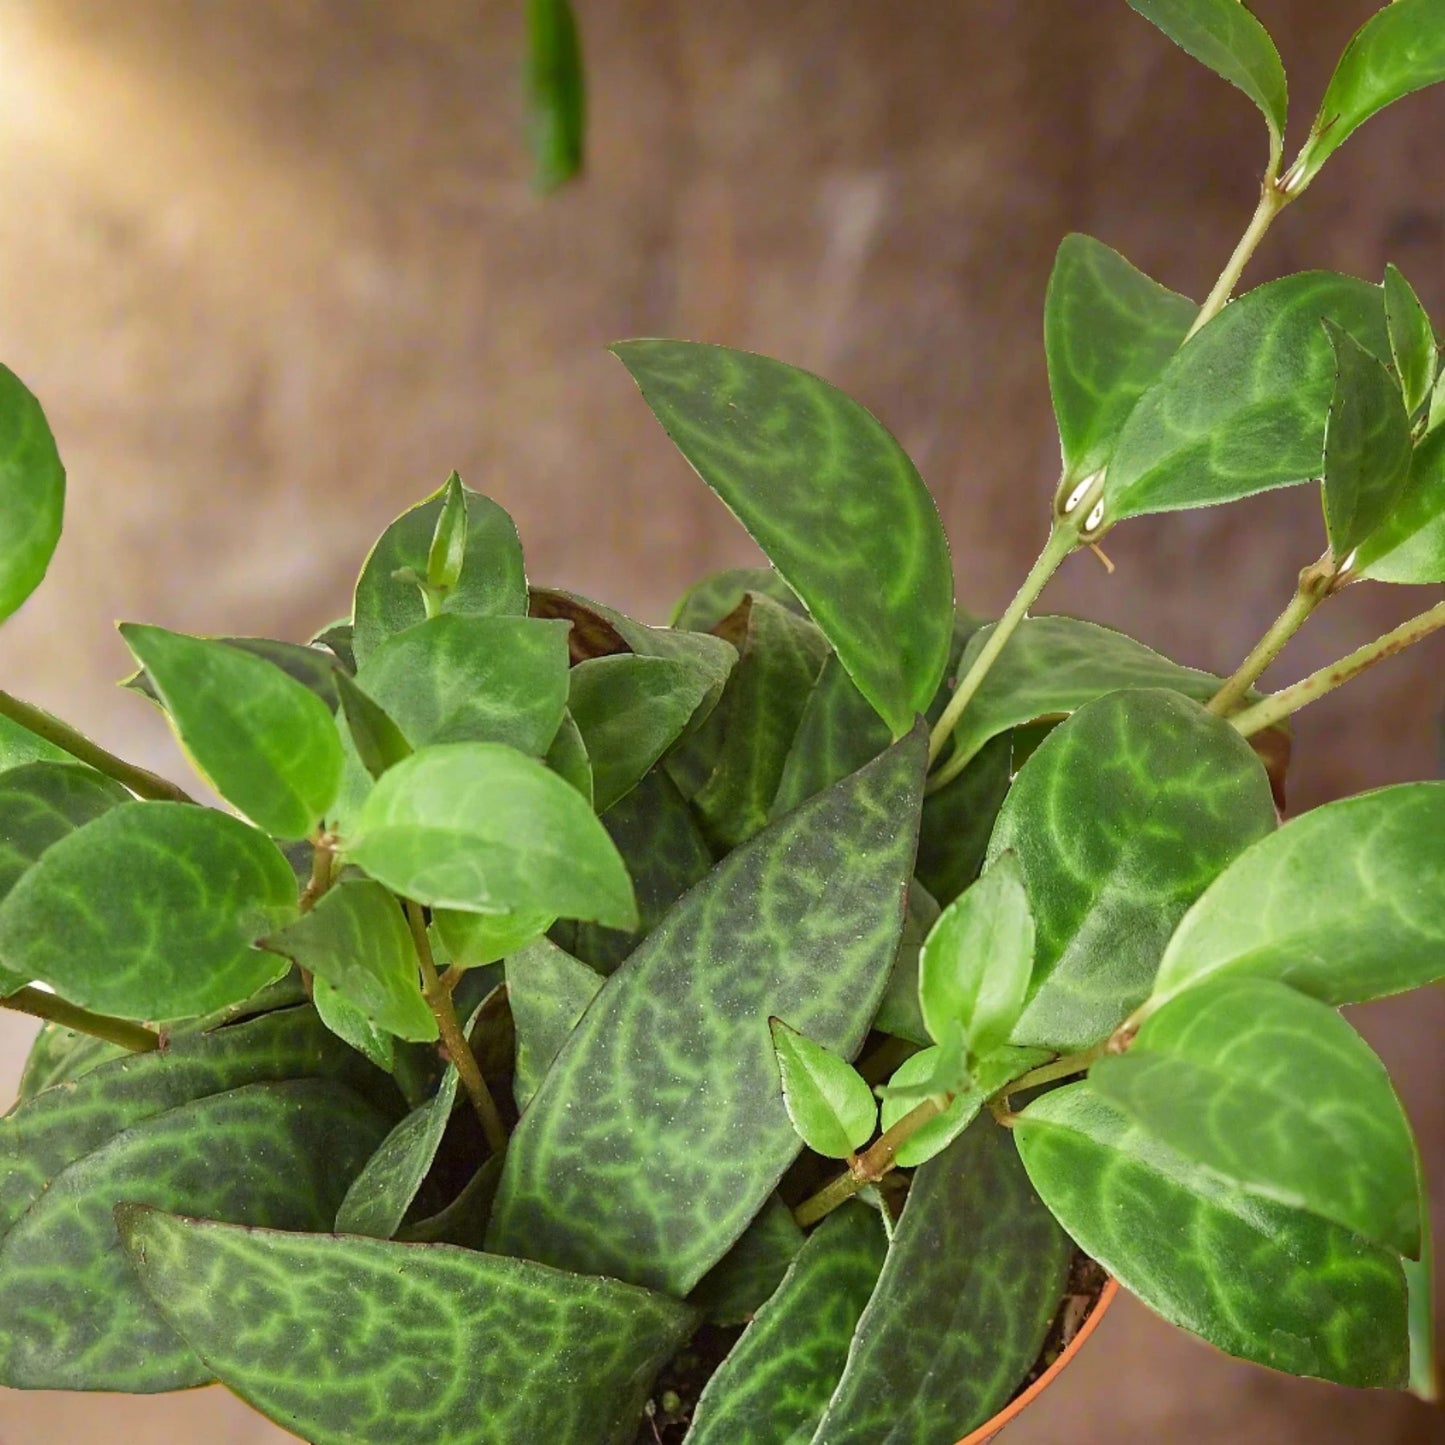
[0,1,1441,1440]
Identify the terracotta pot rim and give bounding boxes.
[954,1275,1121,1445]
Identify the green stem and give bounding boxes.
[1,985,162,1053]
[1183,179,1289,344]
[1000,1041,1107,1095]
[1230,599,1445,740]
[0,688,193,803]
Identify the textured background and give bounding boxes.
[0,1,1442,1439]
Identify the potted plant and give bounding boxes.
[0,1,1443,1440]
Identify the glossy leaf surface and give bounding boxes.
[1354,427,1445,583]
[613,340,953,736]
[1016,1082,1409,1388]
[120,1209,697,1445]
[0,761,128,904]
[988,690,1277,1050]
[1384,263,1438,417]
[771,1021,877,1160]
[487,729,927,1295]
[507,936,603,1110]
[0,365,64,625]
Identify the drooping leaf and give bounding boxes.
[344,742,637,927]
[1102,272,1390,525]
[1384,263,1438,418]
[334,670,413,780]
[770,1020,877,1160]
[1015,1081,1409,1388]
[687,1203,887,1444]
[1092,977,1420,1257]
[987,689,1277,1050]
[351,480,526,666]
[486,728,927,1295]
[688,1193,805,1327]
[1354,426,1445,583]
[612,341,953,736]
[915,732,1012,908]
[0,761,129,904]
[0,365,64,626]
[119,625,344,840]
[1045,234,1198,487]
[526,0,585,192]
[261,880,436,1043]
[546,709,593,801]
[1150,781,1445,1007]
[813,1116,1073,1444]
[0,1079,389,1390]
[0,802,298,1021]
[120,1209,697,1445]
[126,636,342,713]
[507,936,603,1110]
[671,565,805,632]
[1292,0,1445,189]
[1126,0,1287,160]
[1321,320,1414,561]
[313,977,397,1073]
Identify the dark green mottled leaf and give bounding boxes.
[335,669,413,780]
[507,936,603,1110]
[1151,782,1445,1007]
[1354,427,1445,583]
[486,728,927,1294]
[126,637,342,713]
[120,1208,697,1445]
[0,761,128,904]
[0,1079,388,1390]
[1384,263,1438,417]
[689,1194,804,1327]
[988,690,1277,1050]
[1321,321,1414,560]
[771,1020,877,1159]
[1016,1081,1408,1388]
[313,978,396,1073]
[687,1203,886,1443]
[352,480,526,666]
[262,880,436,1043]
[0,365,64,625]
[916,733,1012,908]
[0,802,297,1021]
[345,742,637,927]
[814,1116,1072,1444]
[613,341,953,736]
[396,1153,505,1249]
[671,566,805,632]
[1102,273,1390,524]
[16,1024,128,1103]
[546,709,593,801]
[526,0,585,191]
[310,618,357,673]
[873,881,940,1046]
[120,625,344,839]
[1045,234,1198,487]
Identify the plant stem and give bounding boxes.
[406,901,508,1155]
[1230,599,1445,740]
[1183,180,1289,344]
[0,688,194,803]
[1,985,162,1053]
[1002,1041,1107,1095]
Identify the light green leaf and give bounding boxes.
[1016,1082,1409,1388]
[987,689,1277,1050]
[1407,1158,1438,1400]
[1151,781,1445,1007]
[1384,263,1438,417]
[1293,0,1445,189]
[0,802,296,1021]
[334,670,413,780]
[1321,320,1414,561]
[0,365,64,626]
[432,904,553,971]
[770,1020,877,1160]
[545,709,593,802]
[1092,977,1420,1256]
[126,636,342,713]
[507,936,603,1110]
[688,1193,805,1327]
[312,978,395,1073]
[919,852,1034,1059]
[487,728,927,1294]
[427,470,468,593]
[344,742,637,927]
[0,761,129,904]
[1045,234,1198,486]
[526,0,585,192]
[1354,420,1445,583]
[1126,0,1287,159]
[612,340,953,737]
[1103,272,1390,525]
[0,710,69,774]
[261,879,436,1043]
[352,480,526,666]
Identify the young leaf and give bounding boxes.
[1045,234,1198,486]
[334,670,413,780]
[0,365,64,626]
[426,470,468,594]
[1092,977,1421,1257]
[1151,781,1445,1008]
[1102,272,1390,525]
[261,880,436,1043]
[1016,1082,1409,1388]
[0,802,297,1021]
[612,341,954,737]
[1353,427,1445,583]
[351,480,526,665]
[312,978,395,1073]
[919,852,1034,1059]
[875,1016,969,1102]
[432,904,553,971]
[344,742,637,928]
[119,1209,696,1445]
[0,1079,389,1391]
[1384,263,1439,418]
[526,0,585,192]
[688,1193,804,1327]
[813,1117,1073,1444]
[686,1203,886,1445]
[0,761,129,904]
[507,936,603,1110]
[1126,0,1287,162]
[671,565,805,633]
[486,728,927,1295]
[987,689,1277,1049]
[770,1019,877,1159]
[1321,320,1414,561]
[1292,0,1445,189]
